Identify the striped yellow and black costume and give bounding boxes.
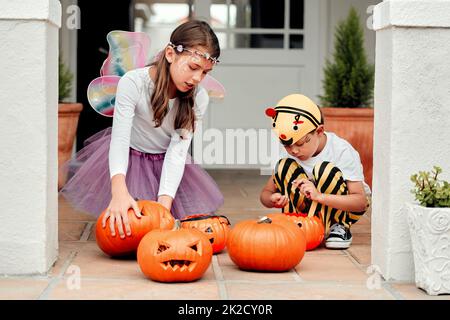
[273,158,368,234]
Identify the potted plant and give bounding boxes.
[406,166,450,295]
[58,56,83,190]
[320,7,375,187]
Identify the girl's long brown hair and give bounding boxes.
[149,20,220,133]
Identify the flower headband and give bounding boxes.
[168,42,219,64]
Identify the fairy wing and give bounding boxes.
[100,31,151,76]
[87,31,151,117]
[87,31,225,117]
[200,74,225,100]
[87,76,121,117]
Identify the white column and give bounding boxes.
[372,0,450,281]
[0,0,61,274]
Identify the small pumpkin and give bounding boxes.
[137,220,213,282]
[267,212,325,251]
[181,214,231,254]
[96,200,171,257]
[227,216,306,271]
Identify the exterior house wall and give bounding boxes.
[372,0,450,281]
[0,0,61,275]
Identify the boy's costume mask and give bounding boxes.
[265,94,322,146]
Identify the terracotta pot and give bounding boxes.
[321,107,373,188]
[58,103,83,190]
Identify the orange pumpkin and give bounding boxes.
[137,220,213,282]
[267,212,325,251]
[181,214,231,254]
[96,200,171,256]
[227,216,306,271]
[138,199,175,230]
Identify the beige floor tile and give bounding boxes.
[225,282,394,300]
[88,227,97,241]
[47,278,219,300]
[352,233,371,245]
[220,265,299,282]
[390,283,450,300]
[350,222,371,234]
[63,242,143,280]
[295,255,367,282]
[305,246,346,256]
[0,278,50,300]
[346,244,371,266]
[49,241,88,276]
[58,221,87,241]
[216,250,235,267]
[58,195,96,221]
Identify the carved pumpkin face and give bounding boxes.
[96,200,167,257]
[137,222,213,282]
[267,212,325,250]
[227,216,306,271]
[181,214,231,254]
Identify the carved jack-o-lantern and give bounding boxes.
[137,220,213,282]
[181,214,231,254]
[95,200,168,257]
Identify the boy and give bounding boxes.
[260,94,371,249]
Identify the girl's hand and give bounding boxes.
[157,195,173,212]
[292,178,323,202]
[102,192,142,238]
[270,193,289,208]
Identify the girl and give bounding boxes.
[60,20,224,239]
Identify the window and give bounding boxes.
[210,0,304,49]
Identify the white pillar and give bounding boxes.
[0,0,61,274]
[372,0,450,281]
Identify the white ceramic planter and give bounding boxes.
[405,202,450,295]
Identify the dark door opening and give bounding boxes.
[76,0,135,150]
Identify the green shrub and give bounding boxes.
[410,166,450,208]
[59,56,73,102]
[320,7,374,108]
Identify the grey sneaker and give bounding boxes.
[325,223,352,249]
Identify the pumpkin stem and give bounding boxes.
[257,216,272,224]
[172,219,182,230]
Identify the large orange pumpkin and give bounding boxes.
[180,214,231,254]
[96,200,171,256]
[267,212,325,251]
[227,216,306,271]
[137,220,213,282]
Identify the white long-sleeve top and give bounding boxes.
[109,66,209,198]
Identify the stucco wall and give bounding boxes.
[0,0,61,275]
[372,0,450,281]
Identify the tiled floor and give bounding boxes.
[1,170,449,300]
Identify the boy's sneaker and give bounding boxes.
[325,223,352,249]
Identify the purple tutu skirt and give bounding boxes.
[59,127,224,219]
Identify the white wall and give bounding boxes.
[372,0,450,281]
[0,0,61,275]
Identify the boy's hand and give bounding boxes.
[292,178,323,202]
[270,193,289,208]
